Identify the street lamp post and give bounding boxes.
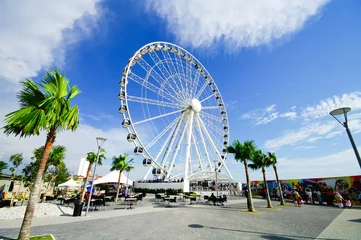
[85,137,107,216]
[330,107,361,168]
[213,160,221,197]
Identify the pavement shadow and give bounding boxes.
[187,224,340,240]
[56,204,72,216]
[0,235,14,240]
[348,218,361,223]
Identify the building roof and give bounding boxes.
[188,171,237,183]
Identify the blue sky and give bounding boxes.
[1,0,361,183]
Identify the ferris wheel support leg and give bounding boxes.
[165,114,189,180]
[195,114,213,171]
[192,132,204,171]
[143,167,153,180]
[183,111,194,193]
[159,114,184,168]
[197,115,233,179]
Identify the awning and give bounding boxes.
[188,171,237,183]
[57,178,81,188]
[93,171,133,186]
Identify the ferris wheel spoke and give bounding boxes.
[159,114,184,168]
[165,113,189,179]
[200,94,215,103]
[192,131,204,171]
[194,114,212,170]
[174,50,191,100]
[195,81,208,100]
[127,72,178,103]
[202,106,222,110]
[200,111,223,123]
[148,51,186,100]
[161,50,187,99]
[127,95,182,109]
[137,58,184,103]
[197,115,233,179]
[145,114,181,150]
[200,115,224,137]
[133,109,183,126]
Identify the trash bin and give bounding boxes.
[73,200,84,217]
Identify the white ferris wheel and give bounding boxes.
[118,42,233,191]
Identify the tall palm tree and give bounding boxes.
[249,150,273,208]
[9,153,23,207]
[227,140,256,212]
[268,152,285,205]
[80,148,106,202]
[110,153,134,202]
[3,70,80,240]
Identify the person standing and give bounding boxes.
[335,192,344,208]
[317,191,323,205]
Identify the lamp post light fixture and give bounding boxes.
[330,107,361,168]
[85,137,107,216]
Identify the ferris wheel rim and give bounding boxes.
[120,41,230,179]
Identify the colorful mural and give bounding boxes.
[249,175,361,205]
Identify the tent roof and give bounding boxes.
[188,171,237,183]
[93,171,133,185]
[58,178,80,188]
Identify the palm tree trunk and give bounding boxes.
[244,161,255,212]
[115,171,122,202]
[80,163,93,202]
[274,165,285,205]
[18,130,56,240]
[262,168,272,208]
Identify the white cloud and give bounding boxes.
[265,121,338,150]
[265,114,361,151]
[0,1,148,180]
[0,0,102,83]
[146,0,329,50]
[241,104,278,125]
[301,92,361,120]
[280,111,297,119]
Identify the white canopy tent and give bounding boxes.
[93,171,133,186]
[57,178,81,188]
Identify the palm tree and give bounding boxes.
[268,152,285,205]
[2,70,80,240]
[110,153,134,202]
[0,160,8,176]
[227,140,256,212]
[9,153,23,207]
[80,148,106,202]
[249,150,273,208]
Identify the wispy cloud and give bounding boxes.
[241,104,278,125]
[225,100,239,111]
[265,114,361,151]
[301,92,361,120]
[280,111,297,119]
[265,121,338,150]
[82,112,114,122]
[146,0,329,51]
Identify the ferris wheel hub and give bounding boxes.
[190,99,202,113]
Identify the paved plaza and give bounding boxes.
[0,197,360,240]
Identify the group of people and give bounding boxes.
[208,193,227,205]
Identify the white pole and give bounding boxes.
[183,111,194,193]
[85,150,100,216]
